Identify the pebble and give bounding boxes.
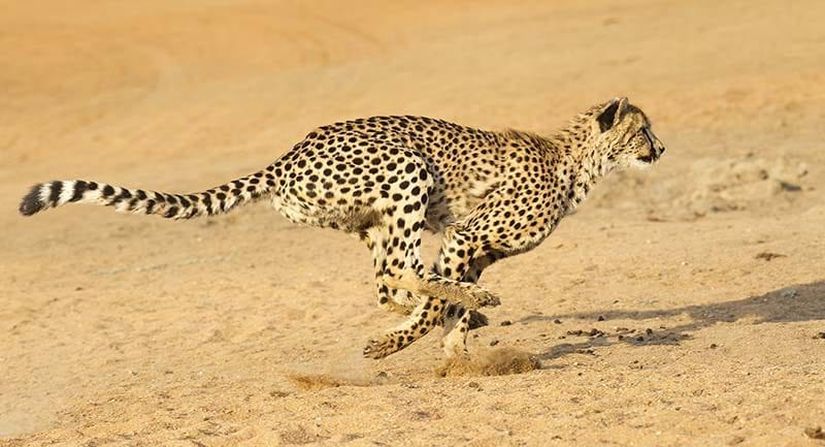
[804,426,825,440]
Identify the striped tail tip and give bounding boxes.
[19,184,46,216]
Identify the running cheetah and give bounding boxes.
[19,97,665,359]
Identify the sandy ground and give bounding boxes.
[2,0,825,445]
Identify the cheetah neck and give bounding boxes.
[548,118,611,210]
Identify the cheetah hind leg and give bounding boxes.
[363,296,446,359]
[383,271,501,310]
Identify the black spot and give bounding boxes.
[102,185,115,197]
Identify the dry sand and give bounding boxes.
[2,0,824,445]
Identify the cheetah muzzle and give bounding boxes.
[19,97,664,360]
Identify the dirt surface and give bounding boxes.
[2,0,825,445]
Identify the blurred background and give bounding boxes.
[2,1,824,445]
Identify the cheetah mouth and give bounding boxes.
[637,147,665,164]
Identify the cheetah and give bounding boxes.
[19,97,665,360]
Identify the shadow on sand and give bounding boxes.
[524,280,825,361]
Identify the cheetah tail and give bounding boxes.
[18,165,277,220]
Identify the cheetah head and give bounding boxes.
[593,97,666,169]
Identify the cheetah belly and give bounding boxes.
[271,193,380,233]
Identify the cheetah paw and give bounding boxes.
[468,310,489,329]
[362,335,400,360]
[465,284,501,309]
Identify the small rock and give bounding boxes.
[727,435,745,445]
[804,426,825,440]
[489,339,500,346]
[500,320,512,326]
[710,343,718,349]
[778,181,802,192]
[588,328,605,337]
[645,328,653,335]
[553,319,562,324]
[781,288,798,299]
[468,381,480,388]
[597,315,605,321]
[755,252,786,261]
[813,332,825,340]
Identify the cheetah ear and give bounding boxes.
[597,97,629,132]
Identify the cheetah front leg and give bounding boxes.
[431,230,503,356]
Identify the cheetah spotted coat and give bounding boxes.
[20,97,666,359]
